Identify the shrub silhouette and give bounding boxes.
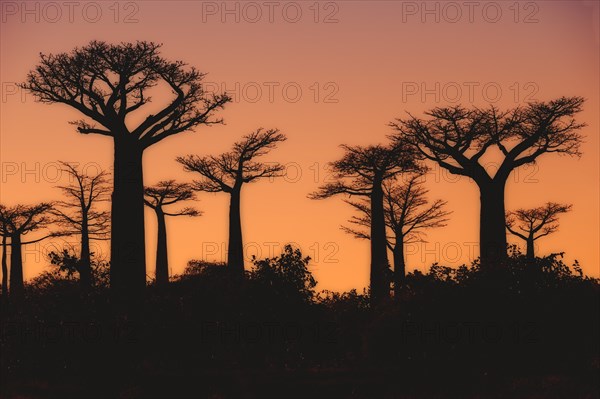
[248,244,317,304]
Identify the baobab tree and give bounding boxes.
[390,97,585,266]
[342,173,450,293]
[0,203,57,300]
[506,202,572,261]
[1,218,8,301]
[177,128,287,276]
[144,180,200,288]
[52,162,110,290]
[309,142,420,304]
[22,41,230,300]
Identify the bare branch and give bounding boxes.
[178,128,287,194]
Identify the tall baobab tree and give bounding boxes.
[309,142,420,305]
[1,217,8,301]
[52,162,110,290]
[144,180,200,288]
[506,202,572,261]
[0,203,57,300]
[22,41,230,301]
[342,173,450,293]
[390,97,585,266]
[177,128,287,276]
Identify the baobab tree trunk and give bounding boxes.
[9,234,23,301]
[2,235,7,300]
[526,235,535,262]
[228,187,244,277]
[370,183,390,305]
[79,216,93,290]
[111,137,147,302]
[393,241,405,299]
[478,180,508,267]
[154,208,169,288]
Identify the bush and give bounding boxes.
[248,244,316,304]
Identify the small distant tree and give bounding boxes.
[177,128,287,277]
[342,173,450,294]
[309,142,419,305]
[506,202,572,260]
[0,203,57,300]
[144,180,200,288]
[52,162,110,290]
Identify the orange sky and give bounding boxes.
[1,0,599,292]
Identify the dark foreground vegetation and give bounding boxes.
[1,246,598,399]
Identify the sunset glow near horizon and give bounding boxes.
[1,0,599,292]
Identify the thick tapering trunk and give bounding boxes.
[111,137,146,302]
[479,180,508,267]
[2,235,7,300]
[9,234,23,301]
[370,183,390,305]
[227,187,244,276]
[526,235,535,261]
[79,216,93,290]
[393,241,405,299]
[155,209,169,288]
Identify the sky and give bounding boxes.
[1,0,599,292]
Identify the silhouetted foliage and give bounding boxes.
[506,202,572,260]
[22,41,230,304]
[249,244,317,304]
[177,128,287,276]
[391,97,585,266]
[46,249,110,289]
[3,243,596,399]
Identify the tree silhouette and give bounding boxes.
[0,203,57,300]
[506,202,572,261]
[177,128,286,277]
[342,173,450,294]
[52,162,110,290]
[22,41,230,302]
[144,180,200,288]
[390,97,585,266]
[1,219,8,302]
[309,142,420,304]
